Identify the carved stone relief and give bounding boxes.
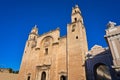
[42,36,53,48]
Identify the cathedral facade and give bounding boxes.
[18,5,88,80]
[18,5,120,80]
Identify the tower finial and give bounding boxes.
[31,25,38,34]
[34,25,37,28]
[71,4,83,23]
[75,4,78,8]
[72,4,81,15]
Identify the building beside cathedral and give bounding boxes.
[18,5,120,80]
[86,21,120,80]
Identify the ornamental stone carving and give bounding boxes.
[42,36,53,47]
[107,21,116,29]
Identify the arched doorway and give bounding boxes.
[41,72,46,80]
[27,76,30,80]
[60,75,66,80]
[93,63,111,80]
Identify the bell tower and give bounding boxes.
[71,5,83,24]
[18,25,38,80]
[28,25,38,48]
[28,25,38,40]
[67,5,88,80]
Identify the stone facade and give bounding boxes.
[18,5,88,80]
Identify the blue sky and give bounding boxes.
[0,0,120,71]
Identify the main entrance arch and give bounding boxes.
[93,63,111,80]
[41,72,46,80]
[60,75,66,80]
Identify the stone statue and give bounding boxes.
[107,21,116,28]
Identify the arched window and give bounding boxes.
[74,18,77,22]
[75,10,76,13]
[60,75,66,80]
[72,24,76,32]
[41,72,46,80]
[94,63,111,80]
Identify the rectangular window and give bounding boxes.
[45,48,48,55]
